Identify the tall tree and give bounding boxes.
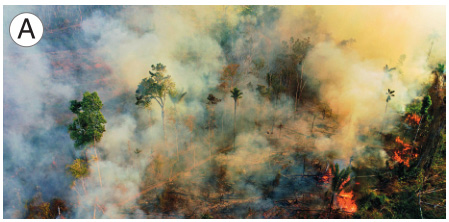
[207,94,222,160]
[169,89,187,161]
[68,91,107,187]
[230,87,243,149]
[382,88,395,131]
[414,95,432,142]
[136,63,175,142]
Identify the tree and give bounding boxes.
[136,63,175,142]
[207,94,222,160]
[432,63,445,90]
[230,87,243,149]
[67,159,88,194]
[169,89,187,161]
[68,91,106,187]
[289,37,312,112]
[328,163,352,217]
[266,73,285,133]
[382,89,395,131]
[414,95,432,142]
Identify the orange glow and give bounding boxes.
[319,168,332,184]
[340,176,350,189]
[405,114,421,125]
[336,175,357,213]
[392,136,418,167]
[337,190,357,213]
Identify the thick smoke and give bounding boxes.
[3,5,445,218]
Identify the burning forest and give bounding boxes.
[3,5,446,219]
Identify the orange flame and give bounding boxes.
[392,137,418,167]
[340,176,350,189]
[405,114,421,125]
[319,168,332,184]
[337,190,357,213]
[337,175,357,213]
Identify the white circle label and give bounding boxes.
[9,13,44,47]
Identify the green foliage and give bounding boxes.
[289,37,313,63]
[25,194,65,219]
[68,91,107,148]
[420,95,432,116]
[386,89,395,103]
[330,163,352,193]
[201,213,214,219]
[355,192,390,218]
[230,87,243,102]
[67,159,88,179]
[266,73,286,95]
[135,63,175,109]
[405,99,422,114]
[169,89,187,105]
[256,84,272,98]
[434,63,445,75]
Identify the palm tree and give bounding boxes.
[328,163,352,217]
[385,88,395,112]
[382,89,395,132]
[169,89,187,161]
[230,87,243,149]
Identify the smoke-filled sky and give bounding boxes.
[3,5,446,219]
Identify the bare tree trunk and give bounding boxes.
[93,137,102,188]
[191,134,195,168]
[414,115,424,142]
[161,106,166,143]
[93,198,96,219]
[382,102,389,132]
[271,94,278,133]
[328,193,334,218]
[311,115,316,135]
[233,100,237,149]
[419,190,423,219]
[174,105,179,161]
[94,147,102,188]
[222,107,225,135]
[296,63,306,115]
[81,178,87,195]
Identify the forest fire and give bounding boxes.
[319,168,332,184]
[392,137,418,167]
[337,190,357,213]
[405,114,421,125]
[337,176,357,213]
[3,5,446,219]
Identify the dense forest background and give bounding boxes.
[3,5,446,219]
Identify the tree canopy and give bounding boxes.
[136,63,175,110]
[68,91,107,148]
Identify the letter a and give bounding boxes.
[18,18,35,39]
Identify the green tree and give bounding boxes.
[136,63,175,141]
[169,89,187,161]
[382,89,395,132]
[67,159,88,194]
[68,91,106,187]
[230,87,243,149]
[414,95,432,141]
[328,163,352,217]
